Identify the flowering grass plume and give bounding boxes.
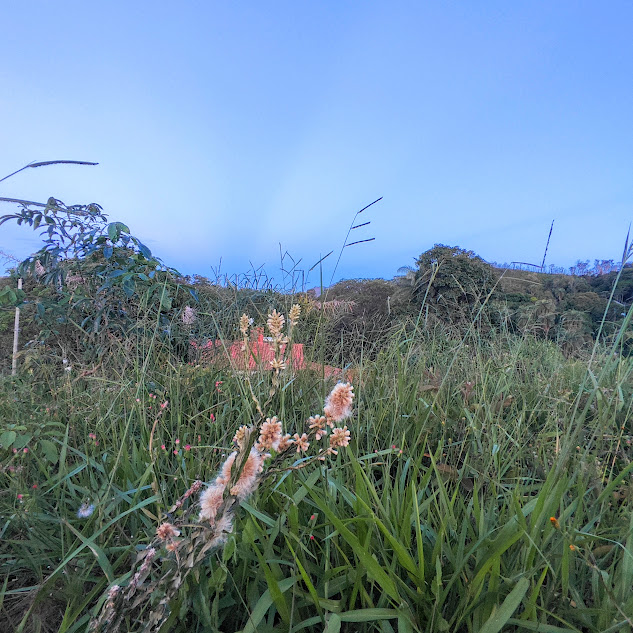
[90,313,355,633]
[324,382,354,424]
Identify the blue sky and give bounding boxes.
[1,1,632,286]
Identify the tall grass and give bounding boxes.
[2,303,633,632]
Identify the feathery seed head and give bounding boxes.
[324,382,354,423]
[267,309,285,338]
[239,313,252,337]
[288,304,301,326]
[156,522,181,541]
[329,426,351,450]
[257,416,283,451]
[293,433,310,453]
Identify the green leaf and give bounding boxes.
[0,431,16,448]
[506,619,578,632]
[123,279,135,298]
[159,291,172,310]
[107,223,119,242]
[63,520,115,583]
[240,577,296,633]
[138,242,152,258]
[13,433,32,449]
[39,439,59,464]
[339,609,399,622]
[242,502,277,527]
[324,614,341,633]
[479,578,529,633]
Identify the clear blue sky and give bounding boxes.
[1,1,632,286]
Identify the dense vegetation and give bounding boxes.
[2,200,633,632]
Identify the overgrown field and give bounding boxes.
[2,309,633,633]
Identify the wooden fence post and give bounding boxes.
[11,278,22,376]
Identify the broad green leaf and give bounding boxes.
[138,242,152,258]
[39,439,59,463]
[0,431,16,448]
[107,223,119,242]
[13,434,32,449]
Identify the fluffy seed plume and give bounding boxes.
[199,483,225,525]
[156,522,181,540]
[257,417,283,452]
[216,452,237,485]
[278,433,293,452]
[324,382,354,424]
[230,448,265,499]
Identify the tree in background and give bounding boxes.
[407,244,499,328]
[0,198,197,367]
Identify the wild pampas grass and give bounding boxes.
[90,308,354,633]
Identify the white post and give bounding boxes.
[11,278,22,376]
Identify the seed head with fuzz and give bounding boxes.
[324,382,354,424]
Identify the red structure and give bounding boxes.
[190,328,304,371]
[190,329,354,382]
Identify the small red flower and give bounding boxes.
[23,448,28,454]
[32,484,38,489]
[309,534,315,541]
[210,413,216,422]
[17,494,23,500]
[184,445,191,451]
